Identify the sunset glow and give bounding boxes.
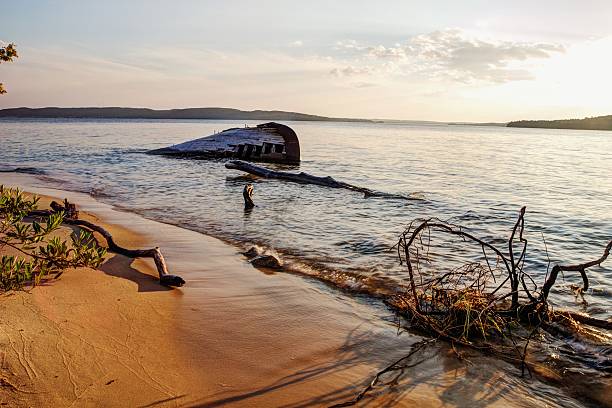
[2,1,611,121]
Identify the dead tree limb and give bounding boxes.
[30,200,185,287]
[540,239,612,302]
[225,160,421,201]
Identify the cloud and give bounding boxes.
[331,29,565,84]
[329,65,372,77]
[404,29,565,83]
[353,82,376,88]
[290,40,303,47]
[0,45,349,110]
[334,40,363,51]
[367,45,406,60]
[328,67,378,89]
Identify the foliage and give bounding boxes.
[0,42,18,95]
[0,186,106,291]
[507,115,612,131]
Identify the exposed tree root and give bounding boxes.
[335,207,610,406]
[391,207,611,337]
[30,199,185,287]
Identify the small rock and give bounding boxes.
[251,255,282,269]
[243,247,261,259]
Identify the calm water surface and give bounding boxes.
[1,119,610,319]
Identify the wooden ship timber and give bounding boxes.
[148,122,300,164]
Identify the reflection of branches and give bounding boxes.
[329,339,436,407]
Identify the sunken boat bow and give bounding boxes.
[147,122,300,164]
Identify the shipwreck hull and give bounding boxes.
[148,122,300,164]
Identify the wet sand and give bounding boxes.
[0,173,594,407]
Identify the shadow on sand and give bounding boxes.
[98,254,173,293]
[186,325,547,408]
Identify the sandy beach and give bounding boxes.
[0,173,601,407]
[4,2,612,405]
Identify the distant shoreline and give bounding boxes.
[3,107,611,131]
[507,114,612,131]
[0,106,373,123]
[448,122,507,127]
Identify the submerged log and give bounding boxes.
[30,201,185,287]
[225,160,421,200]
[560,311,612,330]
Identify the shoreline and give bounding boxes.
[0,175,420,407]
[0,173,600,407]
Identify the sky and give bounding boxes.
[1,0,611,122]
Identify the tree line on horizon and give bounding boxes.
[507,114,612,131]
[0,106,372,122]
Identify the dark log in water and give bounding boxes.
[243,184,255,209]
[30,200,185,287]
[225,160,421,200]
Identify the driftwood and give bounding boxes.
[243,184,255,209]
[31,199,185,287]
[225,160,421,200]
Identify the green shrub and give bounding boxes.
[0,186,106,291]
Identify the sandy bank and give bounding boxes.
[0,173,596,407]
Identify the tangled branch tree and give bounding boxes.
[388,207,611,339]
[334,207,611,406]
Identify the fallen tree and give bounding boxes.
[225,160,422,200]
[389,207,611,333]
[334,206,611,406]
[30,198,185,287]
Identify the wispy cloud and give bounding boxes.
[331,29,565,83]
[334,40,363,51]
[329,65,372,77]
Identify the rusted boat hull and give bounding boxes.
[147,122,300,164]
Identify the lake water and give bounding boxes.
[1,119,611,321]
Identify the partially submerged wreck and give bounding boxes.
[148,122,300,164]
